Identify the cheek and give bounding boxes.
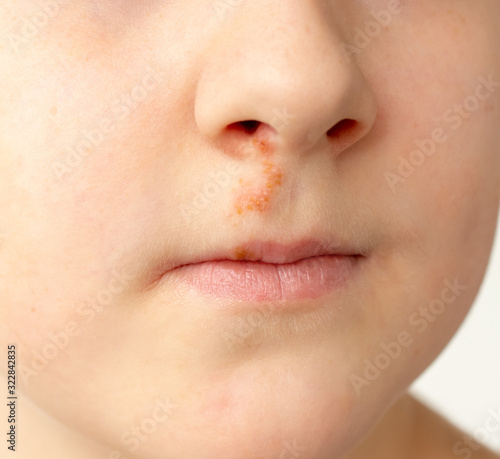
[344,6,500,399]
[374,108,500,378]
[369,1,500,256]
[0,167,139,383]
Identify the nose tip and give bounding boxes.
[194,2,377,157]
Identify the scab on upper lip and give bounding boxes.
[232,135,283,216]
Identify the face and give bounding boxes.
[1,1,500,458]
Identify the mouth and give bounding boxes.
[155,239,366,303]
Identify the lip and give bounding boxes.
[158,239,365,303]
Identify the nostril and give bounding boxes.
[228,120,261,135]
[327,119,357,139]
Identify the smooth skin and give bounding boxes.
[1,1,500,458]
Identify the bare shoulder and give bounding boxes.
[475,447,500,459]
[411,395,500,459]
[469,447,500,459]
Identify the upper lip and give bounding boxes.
[161,238,365,275]
[224,239,362,264]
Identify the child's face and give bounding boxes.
[1,1,500,458]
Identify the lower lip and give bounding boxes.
[172,255,362,302]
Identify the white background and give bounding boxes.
[410,214,500,453]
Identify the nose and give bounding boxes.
[195,1,378,157]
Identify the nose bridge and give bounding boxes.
[195,1,377,154]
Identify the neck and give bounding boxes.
[12,388,110,459]
[14,383,438,459]
[344,392,420,459]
